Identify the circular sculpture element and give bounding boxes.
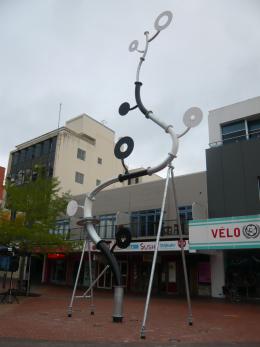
[129,40,139,52]
[119,102,130,116]
[183,107,203,128]
[154,11,173,31]
[114,136,134,159]
[116,227,132,249]
[67,200,78,217]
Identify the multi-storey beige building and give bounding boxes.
[7,114,161,196]
[7,114,123,195]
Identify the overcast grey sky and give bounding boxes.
[0,0,259,177]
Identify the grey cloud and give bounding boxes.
[0,0,259,179]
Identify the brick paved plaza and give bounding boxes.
[0,285,260,346]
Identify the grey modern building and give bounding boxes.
[43,171,210,297]
[207,96,260,218]
[189,96,260,299]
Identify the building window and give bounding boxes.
[43,140,51,155]
[220,116,260,145]
[97,214,116,239]
[12,152,19,165]
[77,148,86,161]
[49,219,70,239]
[248,118,260,139]
[174,205,193,236]
[178,205,193,222]
[75,171,84,184]
[35,143,42,158]
[20,149,26,162]
[97,157,102,164]
[131,209,161,237]
[96,179,101,186]
[258,177,260,201]
[221,120,246,144]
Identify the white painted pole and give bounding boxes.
[140,167,171,339]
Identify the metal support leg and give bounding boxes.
[140,167,171,339]
[67,238,87,317]
[87,238,95,315]
[170,166,193,326]
[82,264,110,297]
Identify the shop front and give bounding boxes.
[109,240,210,296]
[189,214,260,299]
[43,239,210,297]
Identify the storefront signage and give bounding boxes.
[47,253,65,259]
[189,214,260,250]
[114,240,189,252]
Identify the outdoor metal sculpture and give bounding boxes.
[67,10,203,336]
[118,10,202,338]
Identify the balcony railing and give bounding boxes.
[68,219,190,241]
[209,129,260,148]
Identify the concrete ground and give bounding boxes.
[0,285,260,346]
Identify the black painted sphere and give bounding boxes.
[116,227,132,249]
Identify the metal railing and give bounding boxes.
[67,219,190,241]
[209,129,260,148]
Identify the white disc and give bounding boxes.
[66,200,78,217]
[129,40,139,52]
[183,107,203,128]
[154,11,173,31]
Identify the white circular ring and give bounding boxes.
[183,107,203,128]
[154,11,173,31]
[129,40,139,52]
[67,200,78,217]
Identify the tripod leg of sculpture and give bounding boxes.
[68,237,87,317]
[87,238,95,315]
[170,166,193,325]
[140,167,171,339]
[82,264,110,297]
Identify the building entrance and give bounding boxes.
[225,250,260,299]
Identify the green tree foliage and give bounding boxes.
[0,167,71,252]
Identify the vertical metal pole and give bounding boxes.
[170,166,193,325]
[140,167,171,339]
[87,238,95,315]
[26,254,32,296]
[68,238,87,317]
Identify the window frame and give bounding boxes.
[131,209,162,237]
[77,148,86,161]
[75,171,84,184]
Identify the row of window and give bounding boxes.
[96,206,192,239]
[12,137,57,165]
[221,117,260,144]
[50,206,193,240]
[77,148,102,165]
[75,171,101,187]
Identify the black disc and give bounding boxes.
[116,227,132,249]
[114,136,134,159]
[119,102,130,116]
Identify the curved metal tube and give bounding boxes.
[83,176,122,285]
[136,32,149,82]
